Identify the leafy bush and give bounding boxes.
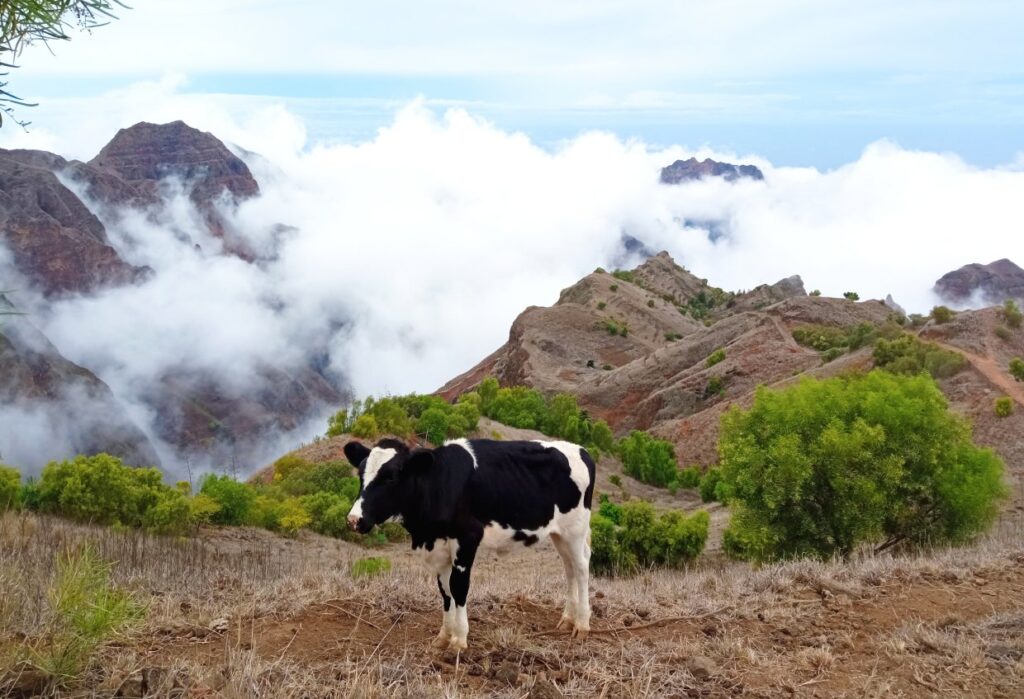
[0,464,20,511]
[718,371,1007,561]
[821,347,844,363]
[608,474,622,488]
[601,318,628,337]
[609,284,619,292]
[873,334,966,379]
[792,322,884,354]
[611,269,636,283]
[706,349,726,367]
[698,467,723,503]
[199,474,256,526]
[591,501,708,575]
[351,557,391,578]
[596,301,606,310]
[676,466,702,489]
[995,325,1012,341]
[34,454,176,529]
[664,332,683,341]
[617,431,678,487]
[1003,299,1022,329]
[994,397,1014,418]
[1010,357,1024,382]
[602,363,613,371]
[597,495,623,524]
[647,299,656,308]
[809,289,822,297]
[931,306,955,324]
[843,291,860,301]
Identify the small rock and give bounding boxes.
[529,677,565,699]
[493,663,522,686]
[635,608,651,619]
[684,655,718,681]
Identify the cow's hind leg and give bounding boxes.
[565,528,591,638]
[549,532,578,630]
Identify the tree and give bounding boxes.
[0,464,19,510]
[843,291,860,301]
[1,1,126,126]
[931,306,955,324]
[617,431,678,488]
[1003,300,1022,329]
[718,371,1006,561]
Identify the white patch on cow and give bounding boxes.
[452,605,469,648]
[363,447,398,488]
[536,440,591,502]
[424,538,459,580]
[444,438,478,468]
[348,446,398,522]
[455,564,467,573]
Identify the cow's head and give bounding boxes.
[343,438,431,533]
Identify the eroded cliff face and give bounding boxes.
[0,122,343,471]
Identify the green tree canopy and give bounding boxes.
[718,371,1006,561]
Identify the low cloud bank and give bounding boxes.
[3,84,1023,474]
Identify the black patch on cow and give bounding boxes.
[579,447,597,510]
[513,530,539,546]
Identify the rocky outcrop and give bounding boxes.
[0,303,159,470]
[0,151,149,296]
[660,157,764,184]
[934,259,1024,305]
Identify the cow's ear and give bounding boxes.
[343,441,371,471]
[404,449,434,473]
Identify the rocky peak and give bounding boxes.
[89,120,259,204]
[0,151,148,296]
[660,157,764,184]
[631,251,710,302]
[934,259,1024,305]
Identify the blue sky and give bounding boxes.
[10,0,1024,166]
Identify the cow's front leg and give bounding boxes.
[432,570,455,649]
[446,533,481,651]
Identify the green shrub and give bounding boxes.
[873,334,966,379]
[706,349,726,367]
[810,289,822,297]
[601,319,628,337]
[698,467,723,503]
[0,464,20,511]
[1010,357,1024,382]
[602,363,613,371]
[647,299,656,308]
[592,501,708,575]
[664,332,682,341]
[612,270,636,283]
[792,322,881,353]
[704,375,725,398]
[141,489,193,535]
[609,284,619,292]
[199,474,256,526]
[351,557,391,578]
[995,326,1012,341]
[596,301,606,310]
[995,397,1014,418]
[676,466,701,489]
[350,413,380,438]
[417,406,450,445]
[931,306,955,324]
[597,496,623,524]
[718,371,1007,561]
[821,347,844,363]
[843,291,859,301]
[608,474,622,488]
[1003,299,1022,329]
[617,431,678,488]
[34,455,169,528]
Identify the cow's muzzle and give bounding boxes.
[347,515,372,534]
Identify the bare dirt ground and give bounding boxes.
[3,510,1023,699]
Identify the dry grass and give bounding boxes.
[2,510,1023,697]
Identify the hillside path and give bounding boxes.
[933,340,1024,406]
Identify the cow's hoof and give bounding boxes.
[556,614,573,630]
[447,636,468,652]
[571,626,590,640]
[431,631,450,649]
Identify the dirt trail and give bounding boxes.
[934,340,1024,407]
[768,312,815,355]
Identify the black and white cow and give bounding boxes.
[344,437,595,651]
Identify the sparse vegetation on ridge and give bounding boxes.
[994,397,1013,418]
[1003,299,1022,329]
[873,334,967,378]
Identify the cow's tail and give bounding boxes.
[579,447,597,510]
